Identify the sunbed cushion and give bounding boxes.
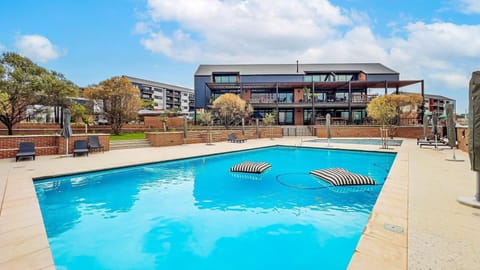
[309,168,376,186]
[230,161,271,174]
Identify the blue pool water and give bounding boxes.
[35,146,396,270]
[305,138,403,146]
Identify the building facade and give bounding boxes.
[124,76,194,114]
[194,63,424,125]
[423,93,455,116]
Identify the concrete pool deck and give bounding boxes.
[0,137,479,269]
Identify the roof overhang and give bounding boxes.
[206,80,423,91]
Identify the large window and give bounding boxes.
[278,109,294,125]
[304,74,329,82]
[335,74,355,81]
[304,73,356,82]
[335,92,347,102]
[251,92,275,103]
[213,74,238,83]
[277,92,293,103]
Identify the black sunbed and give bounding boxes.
[88,135,104,153]
[73,140,89,157]
[16,142,36,162]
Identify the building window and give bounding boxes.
[304,74,328,82]
[278,109,293,125]
[213,74,238,83]
[335,74,355,81]
[304,73,355,82]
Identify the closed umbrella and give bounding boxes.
[432,112,439,148]
[326,113,331,146]
[423,112,429,140]
[61,108,72,156]
[445,104,463,161]
[458,71,480,207]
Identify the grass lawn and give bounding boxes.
[110,133,145,141]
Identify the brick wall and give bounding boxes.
[294,88,304,102]
[294,108,304,125]
[0,134,110,159]
[0,123,61,135]
[58,134,110,154]
[0,135,58,159]
[146,132,184,146]
[457,127,468,152]
[146,127,283,146]
[313,126,425,139]
[241,89,251,102]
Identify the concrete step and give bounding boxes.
[110,139,151,150]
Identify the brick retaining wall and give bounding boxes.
[0,134,110,159]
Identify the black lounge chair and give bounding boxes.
[16,142,36,162]
[73,140,89,157]
[88,135,104,153]
[418,137,452,149]
[228,133,246,143]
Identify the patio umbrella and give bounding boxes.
[431,112,439,148]
[445,103,463,162]
[326,113,332,146]
[458,71,480,207]
[60,108,73,156]
[183,116,187,139]
[423,112,429,140]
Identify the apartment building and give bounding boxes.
[194,63,424,125]
[424,93,456,115]
[124,76,194,114]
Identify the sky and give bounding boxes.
[1,0,479,113]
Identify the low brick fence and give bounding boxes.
[146,127,283,146]
[312,126,425,139]
[313,125,469,153]
[0,134,110,159]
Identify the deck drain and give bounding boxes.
[384,223,404,234]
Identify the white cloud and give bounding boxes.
[138,0,480,110]
[459,0,480,14]
[0,42,5,51]
[15,34,61,62]
[140,0,352,63]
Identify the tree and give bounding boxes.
[42,71,79,124]
[83,76,143,135]
[143,100,156,110]
[212,93,252,128]
[0,92,8,114]
[160,110,172,132]
[198,111,213,144]
[263,112,276,139]
[367,94,422,148]
[70,103,92,133]
[367,95,398,127]
[198,111,213,126]
[0,52,50,135]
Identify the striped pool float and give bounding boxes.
[309,168,376,186]
[230,161,272,174]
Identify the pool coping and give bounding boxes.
[0,138,407,269]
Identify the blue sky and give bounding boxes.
[1,0,479,113]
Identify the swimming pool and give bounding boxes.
[35,146,396,270]
[305,138,403,146]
